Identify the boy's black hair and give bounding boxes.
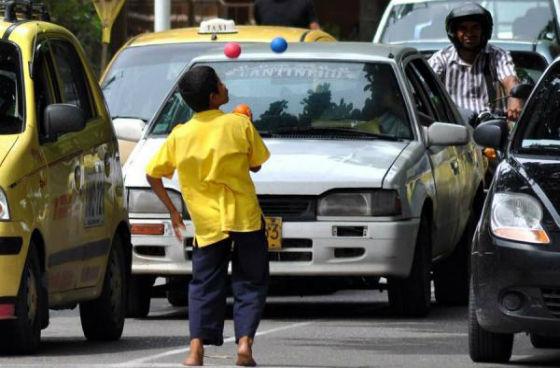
[178,66,220,112]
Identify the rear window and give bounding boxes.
[150,61,413,141]
[0,41,23,135]
[101,43,221,122]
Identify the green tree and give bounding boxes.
[45,0,102,74]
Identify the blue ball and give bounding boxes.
[271,37,288,53]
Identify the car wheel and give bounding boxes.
[434,214,475,306]
[0,244,43,354]
[127,275,154,318]
[469,279,513,362]
[530,334,560,349]
[388,214,431,317]
[166,277,188,307]
[80,235,126,341]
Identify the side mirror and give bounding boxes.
[510,83,533,100]
[114,118,145,142]
[43,104,85,142]
[473,119,508,150]
[426,122,468,147]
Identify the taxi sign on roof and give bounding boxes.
[198,18,238,34]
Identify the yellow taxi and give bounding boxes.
[0,2,130,353]
[100,18,335,163]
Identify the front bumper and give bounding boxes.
[130,218,420,277]
[472,227,560,335]
[0,221,30,299]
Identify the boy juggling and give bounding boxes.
[146,66,270,367]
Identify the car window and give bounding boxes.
[404,65,435,127]
[150,90,192,135]
[0,41,23,135]
[515,64,560,154]
[33,42,58,136]
[50,39,94,121]
[102,43,219,122]
[381,0,554,43]
[149,61,413,140]
[408,59,456,124]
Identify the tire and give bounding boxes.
[530,334,560,349]
[80,236,126,341]
[388,215,431,317]
[0,244,43,354]
[434,215,475,306]
[127,275,154,318]
[166,277,188,307]
[468,279,513,363]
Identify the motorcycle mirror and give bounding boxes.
[510,83,533,99]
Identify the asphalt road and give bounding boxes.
[1,289,560,368]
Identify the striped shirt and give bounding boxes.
[428,44,516,114]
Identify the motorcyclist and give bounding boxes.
[429,2,523,122]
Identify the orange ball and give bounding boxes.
[233,103,252,117]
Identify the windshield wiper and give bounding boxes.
[112,116,148,123]
[263,126,404,140]
[102,71,123,90]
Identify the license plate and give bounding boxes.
[265,217,282,250]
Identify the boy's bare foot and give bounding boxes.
[236,336,256,367]
[183,338,204,366]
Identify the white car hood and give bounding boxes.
[125,138,409,195]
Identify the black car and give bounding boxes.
[469,59,560,362]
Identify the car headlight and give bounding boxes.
[317,190,401,217]
[127,188,185,216]
[490,192,550,244]
[0,187,9,220]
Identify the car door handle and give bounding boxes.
[450,160,460,175]
[74,166,82,190]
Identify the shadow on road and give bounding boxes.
[35,335,187,356]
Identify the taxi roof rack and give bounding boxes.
[1,0,50,23]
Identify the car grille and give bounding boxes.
[258,196,316,221]
[542,288,560,318]
[269,239,312,262]
[185,238,312,263]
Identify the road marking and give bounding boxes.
[117,321,315,366]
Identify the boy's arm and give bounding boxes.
[146,174,185,240]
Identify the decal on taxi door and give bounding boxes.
[84,162,105,227]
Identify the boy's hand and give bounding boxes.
[171,209,186,241]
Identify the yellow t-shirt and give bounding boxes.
[146,109,270,247]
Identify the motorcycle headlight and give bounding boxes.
[317,190,401,217]
[0,187,9,220]
[491,192,550,244]
[127,188,185,217]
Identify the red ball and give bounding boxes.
[224,42,241,58]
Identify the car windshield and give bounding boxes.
[101,43,220,122]
[381,0,554,43]
[149,61,413,140]
[0,41,23,135]
[516,63,560,155]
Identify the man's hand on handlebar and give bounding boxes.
[507,97,523,121]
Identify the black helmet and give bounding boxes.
[445,2,493,50]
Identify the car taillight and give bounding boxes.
[0,303,15,320]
